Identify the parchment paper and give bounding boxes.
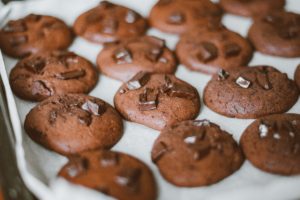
[1,0,300,199]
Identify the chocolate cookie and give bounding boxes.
[0,14,73,58]
[58,150,157,200]
[204,66,299,119]
[97,36,177,82]
[9,51,98,102]
[219,0,285,18]
[148,0,222,34]
[73,1,148,44]
[248,12,300,57]
[294,64,300,90]
[24,94,123,156]
[151,120,244,187]
[175,23,253,74]
[240,114,300,175]
[114,72,200,131]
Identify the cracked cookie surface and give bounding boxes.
[24,94,123,156]
[9,51,98,102]
[114,73,201,131]
[204,66,299,119]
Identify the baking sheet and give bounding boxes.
[1,0,300,199]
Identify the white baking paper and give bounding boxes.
[1,0,300,200]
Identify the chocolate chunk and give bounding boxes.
[78,114,92,126]
[99,151,119,166]
[195,8,221,20]
[113,47,133,64]
[67,157,89,178]
[41,22,54,29]
[102,19,118,34]
[167,11,185,24]
[144,36,165,48]
[158,0,173,6]
[145,47,163,63]
[126,71,150,90]
[52,51,76,60]
[139,91,158,111]
[264,14,284,26]
[24,59,45,74]
[86,13,103,24]
[82,99,106,116]
[32,81,51,95]
[152,141,172,163]
[236,77,250,88]
[126,10,140,23]
[56,70,86,80]
[188,143,211,160]
[261,119,277,131]
[159,75,173,93]
[168,84,196,99]
[116,168,141,193]
[183,126,206,144]
[48,111,57,125]
[193,120,211,127]
[281,120,294,132]
[217,69,229,81]
[9,35,28,47]
[97,1,115,9]
[223,43,241,58]
[255,68,272,90]
[197,42,218,63]
[25,14,42,22]
[4,20,27,33]
[103,41,119,49]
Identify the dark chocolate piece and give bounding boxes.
[98,1,115,9]
[255,68,272,90]
[25,14,42,22]
[188,143,211,160]
[86,13,103,24]
[236,77,250,88]
[102,19,118,34]
[197,42,218,63]
[56,70,86,80]
[223,43,241,58]
[183,126,206,144]
[159,75,173,93]
[168,84,196,99]
[9,35,28,47]
[281,120,294,132]
[152,141,172,163]
[116,168,141,193]
[82,99,106,116]
[99,151,119,166]
[139,92,158,111]
[113,47,133,64]
[126,10,140,23]
[103,41,119,49]
[217,69,229,81]
[167,11,185,24]
[158,0,173,6]
[264,14,284,25]
[145,47,162,63]
[4,20,27,33]
[261,119,277,131]
[24,59,45,74]
[67,157,89,178]
[144,36,165,48]
[126,71,150,90]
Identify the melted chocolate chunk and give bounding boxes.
[97,1,115,9]
[139,90,158,111]
[261,119,277,131]
[144,36,165,48]
[86,13,103,24]
[9,35,28,47]
[126,71,150,90]
[24,59,45,74]
[25,14,42,22]
[116,168,141,193]
[197,42,218,63]
[183,126,206,144]
[145,47,163,63]
[152,141,172,163]
[56,70,86,80]
[217,69,229,81]
[223,43,241,58]
[236,77,250,88]
[4,20,27,33]
[158,0,173,6]
[113,47,133,64]
[67,157,89,178]
[168,84,196,99]
[167,11,185,24]
[99,151,119,166]
[125,10,140,23]
[102,19,118,34]
[32,81,51,96]
[82,99,106,116]
[159,75,173,93]
[255,67,272,90]
[188,143,211,160]
[78,112,92,126]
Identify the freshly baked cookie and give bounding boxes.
[149,0,222,34]
[9,51,98,102]
[175,23,253,74]
[240,114,300,175]
[219,0,285,18]
[151,120,244,187]
[294,64,300,90]
[73,1,148,44]
[97,36,177,82]
[0,14,73,58]
[204,66,299,119]
[114,72,200,131]
[24,94,123,156]
[58,150,157,200]
[248,12,300,57]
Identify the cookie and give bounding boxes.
[9,51,98,102]
[240,114,300,175]
[148,0,222,34]
[114,72,201,131]
[248,12,300,57]
[204,66,299,119]
[0,14,73,58]
[175,23,253,74]
[73,1,148,44]
[97,36,177,82]
[294,64,300,90]
[24,94,123,156]
[219,0,285,18]
[58,150,157,200]
[151,120,244,187]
